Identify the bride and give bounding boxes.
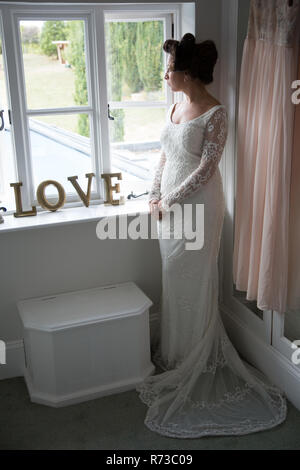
[135,33,287,438]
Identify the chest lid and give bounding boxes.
[17,282,153,331]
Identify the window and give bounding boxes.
[0,21,17,212]
[20,19,95,204]
[104,13,170,198]
[0,3,192,215]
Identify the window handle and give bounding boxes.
[8,109,11,125]
[127,191,149,199]
[0,110,4,131]
[108,104,114,120]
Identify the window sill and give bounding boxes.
[0,198,150,234]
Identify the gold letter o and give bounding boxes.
[36,180,66,212]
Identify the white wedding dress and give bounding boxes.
[135,103,287,438]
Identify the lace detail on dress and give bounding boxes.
[151,348,185,373]
[138,381,287,438]
[202,347,228,374]
[160,107,228,211]
[143,388,287,438]
[181,383,256,410]
[143,411,287,439]
[148,151,166,202]
[177,296,193,315]
[137,334,287,436]
[137,338,287,438]
[151,329,231,376]
[221,333,230,348]
[247,0,300,47]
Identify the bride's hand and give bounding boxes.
[149,200,162,220]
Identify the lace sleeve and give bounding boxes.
[160,107,228,211]
[148,151,167,202]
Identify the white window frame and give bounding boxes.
[0,2,192,215]
[105,12,173,112]
[12,10,99,209]
[218,0,273,345]
[272,311,300,370]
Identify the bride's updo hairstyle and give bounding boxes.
[163,33,218,85]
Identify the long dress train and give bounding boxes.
[135,103,287,438]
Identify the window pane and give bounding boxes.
[105,20,166,103]
[20,20,88,109]
[0,31,17,212]
[29,114,95,198]
[108,107,166,197]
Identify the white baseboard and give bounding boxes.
[0,339,25,380]
[219,302,300,411]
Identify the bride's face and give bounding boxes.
[164,57,185,91]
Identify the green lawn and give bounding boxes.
[23,52,77,109]
[22,52,78,133]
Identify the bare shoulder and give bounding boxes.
[205,98,222,107]
[212,98,222,106]
[179,99,223,112]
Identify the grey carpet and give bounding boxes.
[0,376,299,450]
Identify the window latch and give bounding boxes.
[127,191,149,200]
[108,104,114,121]
[0,110,4,131]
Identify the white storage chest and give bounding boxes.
[17,281,155,407]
